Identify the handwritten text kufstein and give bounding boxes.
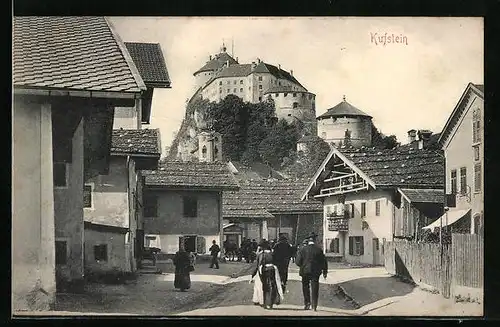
[370,32,408,46]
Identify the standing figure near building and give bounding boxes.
[173,246,193,292]
[209,240,220,269]
[272,235,293,293]
[295,233,328,311]
[250,240,284,310]
[291,243,298,263]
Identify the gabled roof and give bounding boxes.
[111,129,161,156]
[398,188,444,204]
[13,16,146,94]
[438,82,484,148]
[143,161,240,191]
[317,100,372,119]
[253,62,304,88]
[194,51,238,75]
[264,85,311,94]
[397,133,441,151]
[125,42,171,88]
[224,178,322,218]
[302,145,444,200]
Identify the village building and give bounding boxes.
[317,97,373,148]
[301,143,445,265]
[12,17,146,311]
[224,162,323,246]
[192,44,317,132]
[433,83,484,235]
[142,161,239,255]
[83,42,170,277]
[83,129,161,276]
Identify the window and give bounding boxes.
[326,238,340,253]
[293,102,298,108]
[240,88,243,92]
[219,88,222,93]
[259,96,262,102]
[202,145,207,158]
[361,202,366,218]
[219,81,222,85]
[183,196,198,218]
[375,201,380,216]
[278,81,282,86]
[240,80,243,84]
[460,167,467,195]
[473,145,480,161]
[348,236,364,256]
[474,163,481,192]
[284,93,288,97]
[83,184,92,208]
[373,238,380,251]
[233,88,237,93]
[144,194,158,217]
[54,162,68,187]
[275,93,279,97]
[346,203,354,218]
[233,80,237,85]
[55,240,67,265]
[227,89,230,93]
[94,244,108,261]
[451,170,457,194]
[259,85,263,90]
[473,108,481,143]
[293,93,297,97]
[258,76,263,81]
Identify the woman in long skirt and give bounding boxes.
[173,247,192,291]
[250,240,284,309]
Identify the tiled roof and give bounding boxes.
[398,133,441,151]
[216,64,252,78]
[254,62,304,89]
[223,208,275,219]
[111,129,161,156]
[223,178,322,217]
[338,146,444,188]
[230,161,287,180]
[474,84,484,94]
[144,161,240,190]
[194,51,238,75]
[125,42,171,87]
[317,100,372,119]
[399,188,444,204]
[13,16,146,93]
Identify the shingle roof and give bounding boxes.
[144,161,239,190]
[223,179,322,218]
[399,188,444,204]
[13,16,146,93]
[264,85,310,94]
[317,100,372,119]
[338,146,444,188]
[230,161,287,180]
[111,129,161,156]
[194,51,238,75]
[125,42,171,88]
[254,62,304,89]
[216,64,252,78]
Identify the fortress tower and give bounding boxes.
[317,96,373,148]
[198,131,223,162]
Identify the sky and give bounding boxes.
[109,17,483,157]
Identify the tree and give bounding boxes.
[371,123,399,149]
[258,119,300,169]
[284,136,331,178]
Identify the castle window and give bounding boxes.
[202,145,207,159]
[233,88,237,93]
[214,146,219,157]
[259,85,262,90]
[279,81,282,86]
[219,81,222,85]
[240,88,243,92]
[258,76,263,81]
[284,93,288,97]
[259,96,262,102]
[275,94,278,97]
[293,102,298,108]
[240,80,243,84]
[227,89,230,93]
[234,80,237,85]
[293,93,297,97]
[220,88,222,93]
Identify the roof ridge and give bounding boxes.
[104,18,146,92]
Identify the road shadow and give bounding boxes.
[337,276,415,308]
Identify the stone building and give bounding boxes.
[317,97,373,148]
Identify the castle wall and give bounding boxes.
[317,116,372,147]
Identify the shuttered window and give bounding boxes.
[451,170,457,194]
[196,236,206,254]
[375,201,380,216]
[183,196,198,218]
[361,202,366,218]
[348,236,364,256]
[460,167,467,195]
[83,184,92,208]
[474,163,481,192]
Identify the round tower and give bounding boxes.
[193,44,238,90]
[316,96,373,148]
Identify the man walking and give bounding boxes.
[209,240,220,269]
[272,235,293,293]
[295,233,328,311]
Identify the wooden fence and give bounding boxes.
[384,234,483,299]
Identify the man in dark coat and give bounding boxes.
[209,240,220,269]
[295,233,328,311]
[272,235,293,293]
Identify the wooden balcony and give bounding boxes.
[327,215,349,231]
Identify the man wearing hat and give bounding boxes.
[295,232,328,311]
[272,234,293,293]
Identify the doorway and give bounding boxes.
[225,234,239,246]
[180,235,196,253]
[372,238,380,265]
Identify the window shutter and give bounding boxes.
[178,236,184,251]
[348,237,354,255]
[196,236,206,254]
[360,237,364,255]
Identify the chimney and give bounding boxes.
[226,60,230,67]
[257,58,261,64]
[251,61,257,70]
[407,129,417,143]
[290,69,293,76]
[417,130,432,150]
[209,55,212,60]
[278,64,281,70]
[236,57,239,63]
